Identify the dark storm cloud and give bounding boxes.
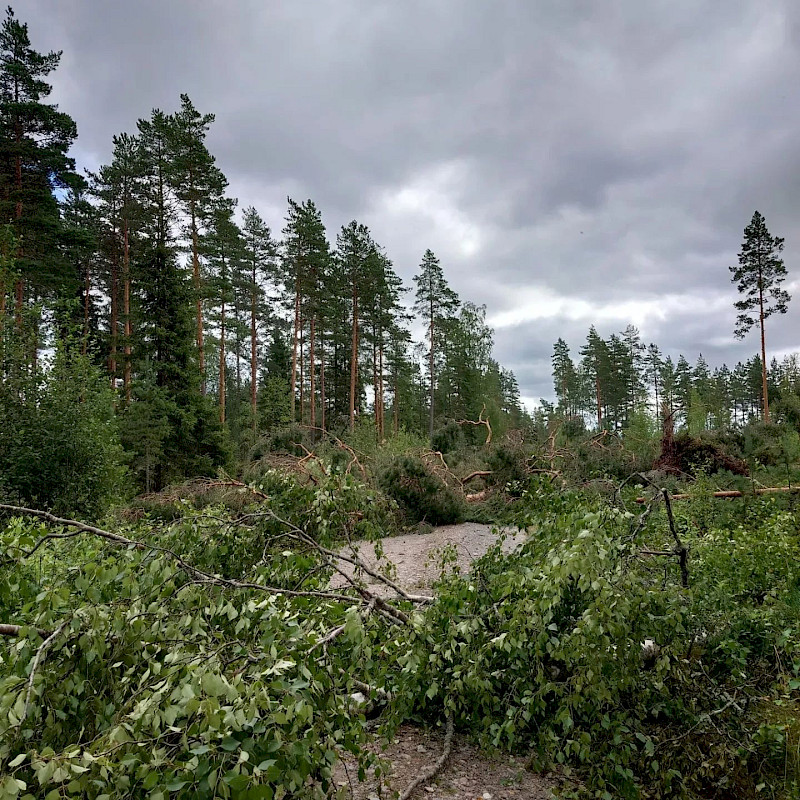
[23,0,800,403]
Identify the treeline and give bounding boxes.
[0,8,525,498]
[550,325,800,431]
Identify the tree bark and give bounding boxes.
[309,314,316,428]
[190,186,206,395]
[319,332,326,432]
[429,295,435,445]
[595,373,602,428]
[123,219,131,404]
[290,287,300,422]
[299,322,305,425]
[81,260,90,356]
[349,285,358,430]
[378,337,385,440]
[109,253,118,387]
[219,289,226,424]
[250,257,258,432]
[759,278,770,423]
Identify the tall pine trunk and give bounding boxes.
[378,337,385,440]
[290,286,300,422]
[219,290,226,424]
[123,219,131,403]
[250,258,258,432]
[299,323,305,425]
[428,294,435,444]
[310,315,316,429]
[349,285,358,430]
[319,332,326,431]
[595,373,602,429]
[81,261,90,356]
[109,241,118,387]
[190,185,206,395]
[759,279,770,423]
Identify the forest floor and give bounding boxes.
[331,523,557,800]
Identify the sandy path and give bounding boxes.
[331,522,526,595]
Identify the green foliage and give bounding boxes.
[431,420,465,454]
[742,422,800,467]
[387,482,800,798]
[378,455,464,525]
[0,346,127,516]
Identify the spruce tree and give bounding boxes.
[730,210,790,422]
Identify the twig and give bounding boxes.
[20,617,71,724]
[398,714,454,800]
[662,489,688,588]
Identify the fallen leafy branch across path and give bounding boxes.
[634,485,800,503]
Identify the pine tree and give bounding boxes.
[335,220,373,430]
[730,210,791,423]
[281,198,329,426]
[413,249,459,443]
[241,206,276,432]
[0,6,78,327]
[580,326,607,428]
[168,94,227,393]
[552,338,580,417]
[645,343,663,420]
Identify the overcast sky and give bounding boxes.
[22,0,800,406]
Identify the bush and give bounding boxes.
[378,455,464,525]
[485,441,528,493]
[0,347,127,516]
[431,420,465,454]
[742,421,800,467]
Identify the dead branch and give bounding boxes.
[461,470,493,485]
[299,425,368,479]
[634,486,800,503]
[456,403,492,445]
[203,478,271,502]
[662,489,689,588]
[399,714,454,800]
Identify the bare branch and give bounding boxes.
[399,714,454,800]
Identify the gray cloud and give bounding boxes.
[24,0,800,402]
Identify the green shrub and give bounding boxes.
[378,455,464,525]
[485,441,528,494]
[742,421,800,467]
[0,347,127,516]
[431,420,465,454]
